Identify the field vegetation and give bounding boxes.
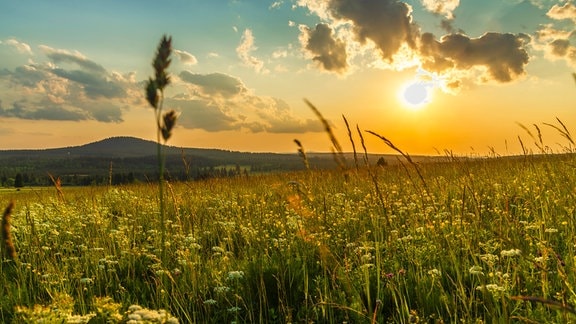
[1,148,576,323]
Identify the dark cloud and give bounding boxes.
[326,0,419,60]
[300,23,348,73]
[298,0,531,85]
[51,68,126,99]
[420,32,531,82]
[81,102,123,122]
[0,100,86,121]
[179,71,247,97]
[40,45,107,74]
[167,98,238,132]
[0,45,132,122]
[550,39,571,56]
[7,65,46,87]
[439,19,464,34]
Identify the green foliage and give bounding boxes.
[1,152,576,322]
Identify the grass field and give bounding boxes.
[1,151,576,323]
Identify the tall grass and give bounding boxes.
[1,145,575,322]
[145,35,178,262]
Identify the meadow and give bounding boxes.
[1,149,576,323]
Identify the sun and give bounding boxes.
[399,81,431,109]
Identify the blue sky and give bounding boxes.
[1,0,576,155]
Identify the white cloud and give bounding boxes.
[236,29,267,73]
[420,0,460,19]
[547,2,576,21]
[174,49,198,65]
[269,1,283,10]
[3,39,33,55]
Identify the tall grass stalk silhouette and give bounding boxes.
[366,130,431,199]
[145,35,178,260]
[304,99,346,170]
[342,115,359,170]
[1,201,16,261]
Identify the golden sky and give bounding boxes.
[1,0,575,156]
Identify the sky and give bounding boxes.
[1,0,576,156]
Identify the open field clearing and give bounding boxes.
[2,153,576,323]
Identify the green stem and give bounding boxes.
[157,90,166,262]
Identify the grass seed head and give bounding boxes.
[1,201,16,260]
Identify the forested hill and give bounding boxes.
[0,136,392,186]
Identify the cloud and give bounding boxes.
[297,0,532,85]
[236,29,266,73]
[172,71,322,133]
[549,38,571,56]
[0,99,87,121]
[39,45,106,74]
[547,2,576,21]
[420,0,460,19]
[299,23,348,73]
[167,98,239,132]
[179,71,247,97]
[420,32,531,82]
[2,39,33,55]
[325,0,419,61]
[0,44,135,122]
[534,24,576,67]
[51,68,126,99]
[6,65,47,87]
[174,49,198,65]
[269,1,283,10]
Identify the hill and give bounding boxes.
[0,136,443,186]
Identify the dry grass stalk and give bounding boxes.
[517,122,545,153]
[2,201,17,260]
[342,115,358,170]
[511,295,576,316]
[356,124,370,167]
[304,99,346,170]
[48,173,64,202]
[544,117,574,151]
[366,130,431,199]
[294,139,310,170]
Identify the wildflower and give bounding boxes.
[203,299,217,305]
[476,284,506,295]
[500,249,521,257]
[214,286,231,294]
[428,269,441,278]
[79,278,93,285]
[227,271,244,280]
[468,265,484,276]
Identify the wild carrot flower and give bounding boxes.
[500,249,521,257]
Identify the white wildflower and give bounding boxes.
[500,249,521,257]
[469,265,484,276]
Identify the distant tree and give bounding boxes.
[14,173,24,188]
[376,157,388,167]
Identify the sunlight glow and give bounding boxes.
[400,81,431,109]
